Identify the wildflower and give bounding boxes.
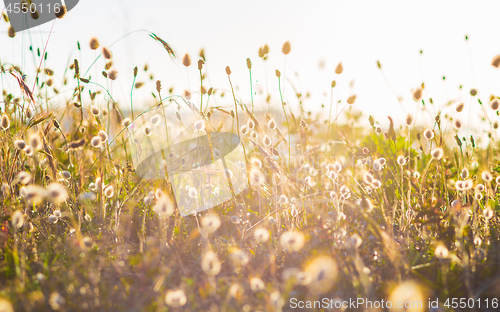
[165,289,187,308]
[201,250,221,276]
[1,113,10,130]
[405,114,414,126]
[11,210,24,229]
[253,227,270,243]
[435,244,449,259]
[430,147,444,160]
[91,136,102,148]
[122,118,132,127]
[201,215,221,234]
[280,231,305,252]
[347,94,356,104]
[423,128,434,140]
[263,135,272,146]
[397,155,406,166]
[194,119,205,131]
[28,132,42,150]
[412,88,422,101]
[98,130,108,143]
[47,183,68,205]
[483,207,494,220]
[490,99,500,110]
[89,37,99,50]
[482,170,493,182]
[335,62,343,74]
[456,102,464,112]
[14,139,27,150]
[231,248,249,265]
[104,185,114,198]
[305,256,338,294]
[60,170,71,180]
[350,234,362,248]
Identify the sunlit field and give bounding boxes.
[2,5,500,312]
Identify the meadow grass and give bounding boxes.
[0,31,500,312]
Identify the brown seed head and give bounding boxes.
[412,88,422,101]
[183,54,191,67]
[8,26,15,38]
[492,54,500,68]
[55,5,67,19]
[456,102,464,112]
[102,47,112,59]
[156,80,162,93]
[246,58,252,69]
[89,37,99,50]
[108,70,118,81]
[225,66,231,75]
[335,62,343,74]
[275,70,281,78]
[282,41,291,55]
[198,59,204,70]
[347,95,356,104]
[490,99,500,110]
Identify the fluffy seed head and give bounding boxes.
[90,105,100,116]
[431,147,444,160]
[165,290,187,308]
[108,69,118,80]
[482,170,493,182]
[47,183,68,205]
[397,155,406,166]
[201,215,221,234]
[14,139,27,150]
[201,250,221,276]
[150,114,161,126]
[454,119,462,129]
[11,210,24,229]
[483,207,494,220]
[423,129,434,140]
[194,120,205,131]
[253,227,270,243]
[122,118,132,127]
[182,54,191,67]
[144,125,152,136]
[28,132,42,150]
[98,130,108,143]
[104,185,114,198]
[405,114,414,126]
[268,118,276,130]
[282,41,291,55]
[280,231,305,252]
[435,244,449,259]
[91,136,102,148]
[460,168,469,179]
[1,114,10,130]
[263,135,272,146]
[456,102,464,112]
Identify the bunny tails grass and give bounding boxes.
[2,34,500,312]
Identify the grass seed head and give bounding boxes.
[89,37,99,50]
[282,41,291,55]
[182,54,191,67]
[14,139,27,150]
[91,136,102,148]
[490,99,499,110]
[431,147,444,160]
[55,5,67,19]
[335,62,343,74]
[423,128,434,140]
[492,54,500,68]
[102,47,112,59]
[1,114,10,130]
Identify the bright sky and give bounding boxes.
[2,0,500,129]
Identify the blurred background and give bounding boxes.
[2,0,500,127]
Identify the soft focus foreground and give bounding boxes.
[1,35,500,312]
